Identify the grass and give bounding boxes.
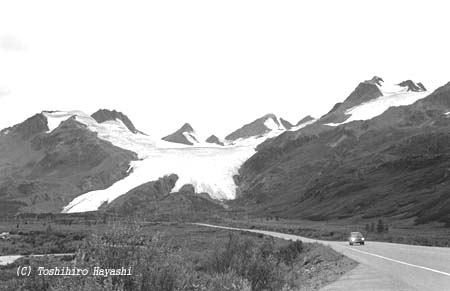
[0,221,356,291]
[0,220,93,256]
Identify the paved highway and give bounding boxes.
[195,223,450,291]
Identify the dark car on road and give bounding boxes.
[348,232,365,245]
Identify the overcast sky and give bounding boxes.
[1,0,449,138]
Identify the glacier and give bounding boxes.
[41,111,280,213]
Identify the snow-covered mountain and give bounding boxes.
[225,114,292,142]
[0,109,297,214]
[235,80,450,225]
[62,112,300,212]
[91,109,144,134]
[0,110,136,215]
[1,76,433,216]
[162,123,200,145]
[321,77,429,126]
[289,115,317,131]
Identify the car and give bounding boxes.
[348,232,365,245]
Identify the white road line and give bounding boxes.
[343,246,450,277]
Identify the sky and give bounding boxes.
[1,0,450,139]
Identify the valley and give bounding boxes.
[2,76,450,290]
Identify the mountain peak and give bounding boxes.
[205,135,224,146]
[296,115,315,126]
[262,113,277,120]
[162,123,198,145]
[91,109,141,134]
[225,113,285,141]
[338,77,384,110]
[1,113,49,139]
[398,80,426,92]
[179,123,194,133]
[320,77,428,124]
[279,118,293,129]
[365,76,384,86]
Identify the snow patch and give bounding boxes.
[324,122,341,127]
[289,118,317,131]
[42,110,85,132]
[264,116,281,131]
[344,90,429,123]
[328,84,430,126]
[377,83,409,95]
[182,131,199,145]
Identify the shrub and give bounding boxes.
[206,234,285,291]
[5,222,198,291]
[201,271,251,291]
[277,240,303,266]
[2,223,348,291]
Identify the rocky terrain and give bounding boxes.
[296,115,315,126]
[235,80,450,225]
[162,123,199,145]
[205,134,224,146]
[104,174,225,220]
[91,109,144,134]
[225,113,290,141]
[2,77,450,227]
[0,113,136,217]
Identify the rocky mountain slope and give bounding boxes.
[2,76,446,224]
[162,123,199,145]
[0,112,137,217]
[296,115,315,126]
[320,77,428,125]
[50,111,291,213]
[225,114,291,141]
[205,135,224,146]
[91,109,143,134]
[279,118,293,130]
[235,79,450,225]
[104,174,225,220]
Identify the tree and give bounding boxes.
[370,222,375,232]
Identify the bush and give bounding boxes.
[206,234,285,291]
[277,240,303,266]
[2,223,349,291]
[5,222,198,291]
[200,271,251,291]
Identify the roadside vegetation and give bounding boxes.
[0,222,355,291]
[222,217,450,247]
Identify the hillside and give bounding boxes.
[104,174,225,220]
[0,113,136,216]
[235,81,450,225]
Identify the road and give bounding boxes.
[195,223,450,291]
